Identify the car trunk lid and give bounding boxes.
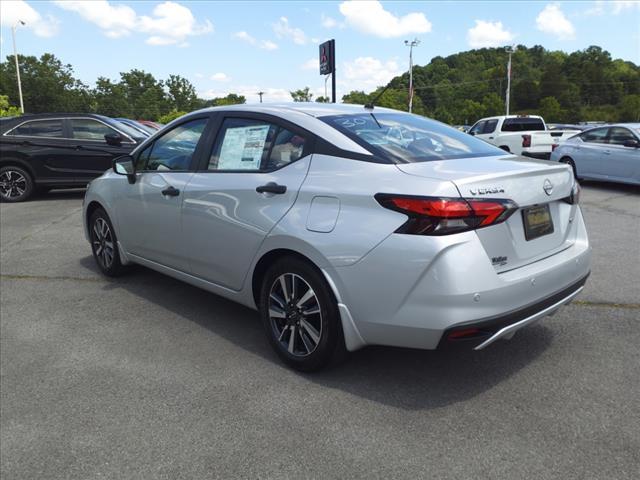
[396,155,578,272]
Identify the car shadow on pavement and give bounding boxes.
[32,189,86,201]
[79,256,552,411]
[579,180,639,194]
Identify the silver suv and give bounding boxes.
[83,104,591,371]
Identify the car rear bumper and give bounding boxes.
[437,272,589,349]
[521,151,551,160]
[331,207,591,350]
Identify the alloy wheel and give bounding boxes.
[0,170,28,200]
[92,217,115,269]
[268,273,323,357]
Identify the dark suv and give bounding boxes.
[0,113,146,202]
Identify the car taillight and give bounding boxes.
[375,194,518,235]
[522,134,532,148]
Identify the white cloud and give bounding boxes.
[260,40,278,50]
[536,4,575,40]
[233,31,278,50]
[54,0,212,45]
[0,0,59,37]
[467,20,515,48]
[301,58,317,70]
[211,72,230,82]
[273,16,307,45]
[321,14,337,28]
[200,86,292,103]
[339,1,431,38]
[342,56,402,92]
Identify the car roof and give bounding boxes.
[3,112,113,122]
[194,102,399,118]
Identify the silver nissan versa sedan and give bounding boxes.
[83,103,591,371]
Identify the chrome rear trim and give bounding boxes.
[474,286,584,350]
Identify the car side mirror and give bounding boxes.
[623,139,639,148]
[105,133,123,146]
[113,155,136,184]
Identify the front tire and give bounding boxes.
[0,166,34,202]
[259,257,346,372]
[89,208,126,277]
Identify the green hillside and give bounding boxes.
[343,45,640,125]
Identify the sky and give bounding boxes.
[0,0,639,103]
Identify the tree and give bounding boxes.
[618,94,640,121]
[482,93,504,117]
[211,93,246,106]
[538,97,563,122]
[342,90,370,105]
[0,95,21,117]
[94,77,129,117]
[0,53,92,113]
[119,69,167,119]
[316,96,330,103]
[158,110,188,124]
[290,87,313,102]
[165,74,198,112]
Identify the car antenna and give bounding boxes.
[364,83,393,110]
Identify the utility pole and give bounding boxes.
[12,20,26,114]
[257,91,264,103]
[505,45,515,116]
[404,38,420,113]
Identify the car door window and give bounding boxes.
[468,121,485,135]
[142,118,208,172]
[70,119,120,142]
[9,119,63,137]
[483,119,498,134]
[607,127,636,146]
[580,127,609,144]
[208,118,307,171]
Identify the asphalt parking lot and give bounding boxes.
[1,182,639,479]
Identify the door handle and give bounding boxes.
[161,186,180,197]
[256,183,287,194]
[488,136,494,139]
[75,145,84,150]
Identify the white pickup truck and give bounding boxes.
[468,115,579,159]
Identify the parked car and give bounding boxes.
[83,103,590,371]
[116,118,157,137]
[0,113,145,202]
[468,115,579,159]
[550,124,640,185]
[137,120,163,130]
[548,123,604,132]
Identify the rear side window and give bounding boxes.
[607,127,636,146]
[321,113,504,163]
[501,118,545,132]
[70,119,120,142]
[9,120,63,138]
[208,118,307,171]
[580,127,609,144]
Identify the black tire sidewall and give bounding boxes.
[259,257,343,372]
[0,166,34,203]
[89,208,124,277]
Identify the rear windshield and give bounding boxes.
[501,118,545,132]
[320,113,504,163]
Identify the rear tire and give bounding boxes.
[259,257,346,372]
[0,166,34,203]
[89,208,126,277]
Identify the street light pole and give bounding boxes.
[404,38,420,113]
[505,45,515,116]
[257,91,264,103]
[11,21,26,114]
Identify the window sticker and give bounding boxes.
[218,125,270,170]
